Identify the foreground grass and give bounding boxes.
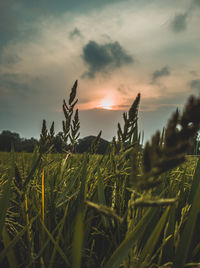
[0,150,200,268]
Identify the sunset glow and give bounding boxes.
[99,97,115,110]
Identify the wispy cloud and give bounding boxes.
[152,66,171,82]
[69,27,82,39]
[190,79,200,90]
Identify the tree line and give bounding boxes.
[0,130,199,155]
[0,130,110,154]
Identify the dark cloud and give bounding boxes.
[170,0,200,33]
[170,12,188,33]
[69,28,82,39]
[190,79,200,90]
[152,66,171,82]
[82,40,133,78]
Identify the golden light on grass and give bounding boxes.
[25,194,31,243]
[41,169,45,223]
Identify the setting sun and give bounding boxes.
[99,97,114,110]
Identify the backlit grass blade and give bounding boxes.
[97,167,109,227]
[25,194,31,244]
[23,153,42,190]
[97,167,106,205]
[0,178,13,238]
[161,204,176,263]
[104,207,159,268]
[0,150,15,238]
[173,171,200,268]
[59,152,71,181]
[86,200,123,223]
[139,206,170,266]
[72,210,84,268]
[77,154,88,206]
[71,154,89,268]
[41,169,45,223]
[56,166,81,207]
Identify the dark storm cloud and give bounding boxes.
[82,40,133,78]
[190,79,200,90]
[69,28,82,39]
[170,12,188,33]
[152,66,171,82]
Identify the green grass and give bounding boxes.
[0,150,200,268]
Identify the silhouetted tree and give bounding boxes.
[76,136,110,154]
[0,131,20,151]
[0,131,38,152]
[54,132,64,153]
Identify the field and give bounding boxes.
[1,82,200,268]
[0,150,200,268]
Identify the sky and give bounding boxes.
[0,0,200,142]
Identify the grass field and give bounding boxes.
[0,150,200,268]
[1,82,200,267]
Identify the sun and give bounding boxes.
[99,97,114,110]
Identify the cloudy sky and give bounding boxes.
[0,0,200,142]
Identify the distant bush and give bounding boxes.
[76,135,110,154]
[0,130,38,152]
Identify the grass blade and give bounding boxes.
[173,169,200,268]
[41,169,45,223]
[0,151,14,238]
[72,210,84,268]
[23,153,42,189]
[188,158,200,204]
[104,207,159,268]
[139,206,170,265]
[0,215,38,264]
[2,225,18,268]
[40,220,70,267]
[49,202,69,268]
